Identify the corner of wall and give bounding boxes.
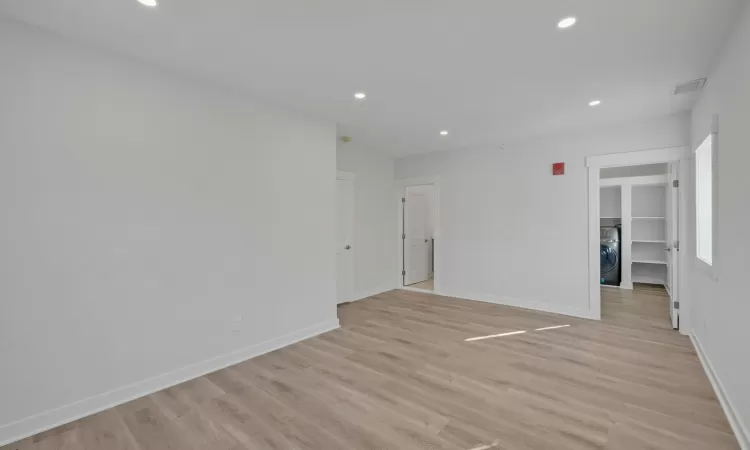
[0,319,340,447]
[691,332,750,450]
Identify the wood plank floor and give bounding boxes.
[3,285,738,449]
[407,277,434,291]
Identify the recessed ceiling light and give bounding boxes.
[138,0,158,6]
[440,130,449,136]
[557,17,577,29]
[589,100,602,106]
[354,92,366,99]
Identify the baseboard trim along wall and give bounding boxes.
[352,284,396,303]
[436,290,595,320]
[0,318,341,447]
[691,333,750,450]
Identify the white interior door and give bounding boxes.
[336,178,355,304]
[403,189,429,286]
[667,162,680,329]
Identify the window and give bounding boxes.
[695,133,716,268]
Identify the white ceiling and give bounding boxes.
[0,0,743,157]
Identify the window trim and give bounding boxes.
[694,122,719,281]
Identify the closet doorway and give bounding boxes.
[336,171,356,304]
[396,179,439,293]
[587,147,689,331]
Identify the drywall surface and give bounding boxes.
[631,185,667,218]
[336,142,397,299]
[600,186,622,219]
[396,114,689,318]
[0,21,337,443]
[689,2,750,444]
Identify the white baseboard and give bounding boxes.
[0,318,340,447]
[352,284,396,302]
[601,283,635,290]
[401,286,434,294]
[691,333,749,450]
[439,290,595,320]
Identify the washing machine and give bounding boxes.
[600,226,621,286]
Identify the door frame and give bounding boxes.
[586,147,690,333]
[667,161,680,328]
[336,171,356,304]
[394,177,441,293]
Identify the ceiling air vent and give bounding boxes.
[674,78,706,95]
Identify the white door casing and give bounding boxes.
[586,146,691,326]
[403,188,430,286]
[667,162,680,329]
[336,176,355,304]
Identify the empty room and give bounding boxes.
[1,1,749,449]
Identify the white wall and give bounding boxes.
[600,186,622,218]
[396,114,689,318]
[689,1,750,444]
[0,21,337,445]
[336,141,397,299]
[632,185,667,218]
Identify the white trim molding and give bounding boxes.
[586,146,690,168]
[400,286,437,295]
[691,333,749,449]
[336,170,356,181]
[394,176,441,188]
[394,176,442,292]
[439,289,595,320]
[693,128,720,283]
[587,146,691,328]
[0,319,340,447]
[587,166,602,320]
[352,284,396,303]
[599,174,669,187]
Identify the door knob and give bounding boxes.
[345,245,351,250]
[425,239,429,243]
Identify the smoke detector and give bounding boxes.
[674,78,706,95]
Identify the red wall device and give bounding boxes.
[552,162,565,175]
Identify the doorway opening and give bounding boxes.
[599,163,678,328]
[336,171,355,305]
[399,183,437,292]
[587,147,689,332]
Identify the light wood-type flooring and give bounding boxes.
[3,284,739,449]
[408,276,434,291]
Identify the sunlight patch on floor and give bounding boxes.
[465,324,570,342]
[468,440,499,450]
[464,330,526,342]
[535,324,570,331]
